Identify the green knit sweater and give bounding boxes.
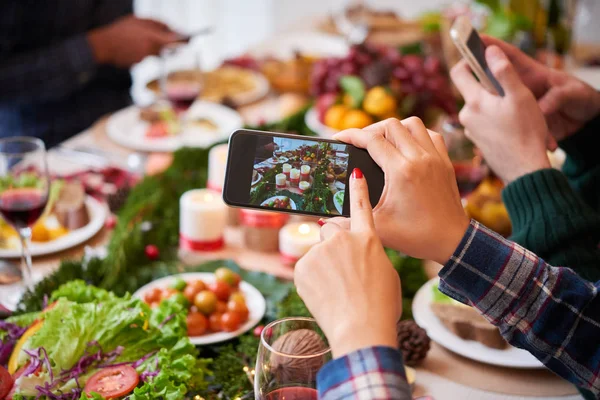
[501,113,600,400]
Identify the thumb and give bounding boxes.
[485,45,523,94]
[538,87,565,116]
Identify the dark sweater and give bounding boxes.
[501,113,600,400]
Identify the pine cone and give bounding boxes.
[397,320,431,366]
[107,185,131,213]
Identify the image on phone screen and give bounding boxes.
[249,136,349,215]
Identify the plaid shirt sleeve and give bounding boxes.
[439,220,600,396]
[317,346,412,400]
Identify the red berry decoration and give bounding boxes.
[104,214,117,230]
[253,325,265,337]
[145,244,160,260]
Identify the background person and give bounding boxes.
[0,1,179,147]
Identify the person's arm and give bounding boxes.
[0,35,98,105]
[502,168,600,282]
[439,220,600,397]
[317,346,411,400]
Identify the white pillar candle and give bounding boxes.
[279,222,321,265]
[289,168,300,188]
[299,181,311,193]
[180,189,227,251]
[300,165,311,181]
[275,173,287,189]
[207,144,228,192]
[282,163,291,179]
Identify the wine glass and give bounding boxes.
[255,317,332,400]
[440,118,489,200]
[0,137,50,289]
[160,42,203,114]
[332,0,369,45]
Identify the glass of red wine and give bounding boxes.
[160,42,203,115]
[255,317,331,400]
[0,137,49,289]
[441,117,489,200]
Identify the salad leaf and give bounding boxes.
[49,279,120,304]
[339,75,365,108]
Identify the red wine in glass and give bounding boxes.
[0,188,48,230]
[265,387,318,400]
[453,161,487,198]
[165,83,200,113]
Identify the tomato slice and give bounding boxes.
[0,365,14,400]
[84,365,139,399]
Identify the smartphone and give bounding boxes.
[450,16,505,96]
[223,129,384,218]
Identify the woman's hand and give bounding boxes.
[330,117,470,264]
[451,45,552,184]
[481,35,600,141]
[294,168,401,359]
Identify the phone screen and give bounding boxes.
[466,29,505,96]
[223,129,384,217]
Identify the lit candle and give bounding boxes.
[282,163,291,179]
[279,222,321,266]
[275,173,287,189]
[299,181,311,193]
[207,144,228,192]
[289,168,300,188]
[180,189,227,252]
[300,165,311,181]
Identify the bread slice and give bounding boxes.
[431,302,508,349]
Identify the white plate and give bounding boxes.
[106,102,243,152]
[133,272,266,346]
[305,107,339,139]
[252,172,262,186]
[0,196,106,258]
[250,32,349,59]
[266,156,289,165]
[413,278,543,369]
[333,191,344,215]
[260,196,297,210]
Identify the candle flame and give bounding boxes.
[298,223,311,235]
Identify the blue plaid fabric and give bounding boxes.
[0,0,132,147]
[440,220,600,397]
[317,346,411,399]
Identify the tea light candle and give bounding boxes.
[279,222,321,265]
[289,168,300,188]
[207,144,228,192]
[282,163,291,179]
[276,173,287,189]
[299,181,310,193]
[300,165,311,181]
[180,189,227,252]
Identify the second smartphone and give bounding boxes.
[223,129,384,218]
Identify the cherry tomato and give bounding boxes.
[227,299,249,321]
[0,366,13,400]
[209,281,231,301]
[229,292,246,306]
[193,291,217,315]
[216,301,228,314]
[183,280,206,303]
[221,311,243,332]
[215,267,239,287]
[209,313,223,332]
[144,288,162,304]
[84,365,139,399]
[187,311,208,336]
[160,288,178,300]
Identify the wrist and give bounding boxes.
[87,29,111,64]
[503,155,552,184]
[329,322,397,359]
[434,216,470,264]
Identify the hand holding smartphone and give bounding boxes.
[450,16,505,96]
[223,130,384,218]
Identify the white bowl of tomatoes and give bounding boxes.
[133,269,266,345]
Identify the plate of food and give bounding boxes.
[145,66,269,106]
[251,170,262,186]
[305,107,339,138]
[333,190,345,215]
[0,179,106,258]
[260,196,297,210]
[134,270,266,345]
[106,102,243,152]
[413,278,543,368]
[265,156,289,165]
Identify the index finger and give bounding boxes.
[450,59,484,103]
[334,128,402,171]
[349,168,375,233]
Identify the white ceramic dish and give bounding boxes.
[305,107,339,138]
[260,196,297,210]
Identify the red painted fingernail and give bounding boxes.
[352,168,363,179]
[317,219,325,226]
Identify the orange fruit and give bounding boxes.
[340,110,373,130]
[324,105,349,130]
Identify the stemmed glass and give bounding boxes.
[0,137,50,289]
[255,317,331,400]
[160,42,203,115]
[333,0,369,44]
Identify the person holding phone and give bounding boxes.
[449,37,600,286]
[297,118,600,399]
